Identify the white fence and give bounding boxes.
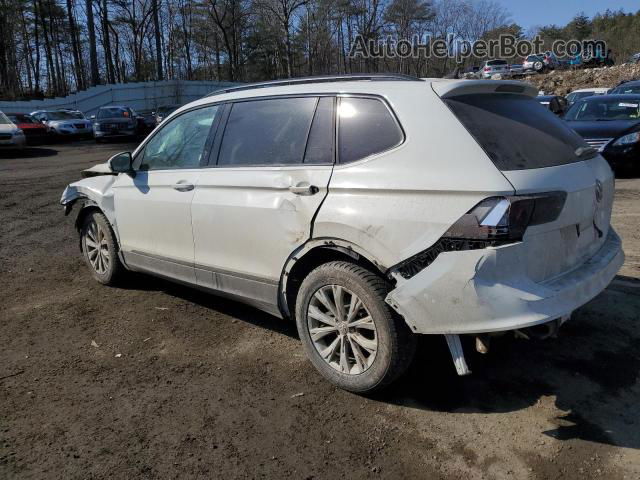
[0,80,240,116]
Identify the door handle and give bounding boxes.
[173,182,195,192]
[289,183,319,196]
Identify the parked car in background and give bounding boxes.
[566,88,610,107]
[30,110,93,138]
[537,95,568,116]
[610,80,640,95]
[61,75,623,392]
[482,59,510,78]
[629,53,640,64]
[154,104,181,124]
[5,113,52,144]
[0,111,26,149]
[564,94,640,174]
[92,106,138,142]
[523,55,545,73]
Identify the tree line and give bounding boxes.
[0,0,639,100]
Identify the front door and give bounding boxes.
[113,104,220,283]
[191,97,335,311]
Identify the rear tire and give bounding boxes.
[295,261,416,393]
[80,211,123,285]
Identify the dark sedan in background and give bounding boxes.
[92,106,138,142]
[564,94,640,174]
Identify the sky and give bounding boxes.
[494,0,640,30]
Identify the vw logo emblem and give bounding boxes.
[595,180,603,203]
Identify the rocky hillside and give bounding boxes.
[526,63,640,95]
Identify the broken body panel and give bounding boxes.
[385,156,622,334]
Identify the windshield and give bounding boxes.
[564,98,640,121]
[98,108,130,119]
[45,111,76,120]
[611,85,640,95]
[444,94,587,171]
[0,111,12,125]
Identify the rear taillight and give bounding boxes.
[484,67,491,72]
[444,192,567,242]
[393,192,567,280]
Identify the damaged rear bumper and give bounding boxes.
[386,230,624,335]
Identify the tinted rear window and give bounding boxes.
[338,98,403,164]
[444,94,587,171]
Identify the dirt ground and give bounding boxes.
[1,142,639,480]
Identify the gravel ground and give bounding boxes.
[1,142,639,479]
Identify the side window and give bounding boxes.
[338,97,403,164]
[218,97,317,166]
[304,97,335,164]
[139,105,218,171]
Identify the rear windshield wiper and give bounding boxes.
[575,146,598,159]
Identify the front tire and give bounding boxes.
[80,211,123,285]
[295,261,416,393]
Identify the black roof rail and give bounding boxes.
[205,74,422,97]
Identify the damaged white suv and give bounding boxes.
[61,75,624,393]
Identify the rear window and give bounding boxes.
[487,60,507,66]
[338,97,403,164]
[444,94,587,171]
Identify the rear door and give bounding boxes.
[191,96,335,312]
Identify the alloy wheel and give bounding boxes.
[307,285,378,375]
[85,220,110,275]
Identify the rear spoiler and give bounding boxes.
[431,80,538,99]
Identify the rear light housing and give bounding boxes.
[393,192,567,280]
[444,192,567,241]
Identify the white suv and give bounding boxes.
[61,75,624,393]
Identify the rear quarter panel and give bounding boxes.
[313,83,515,269]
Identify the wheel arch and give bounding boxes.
[74,202,121,253]
[279,238,390,319]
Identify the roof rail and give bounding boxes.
[205,74,421,97]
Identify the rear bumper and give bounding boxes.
[386,230,624,334]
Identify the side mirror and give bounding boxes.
[108,151,135,176]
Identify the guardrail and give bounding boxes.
[0,80,240,115]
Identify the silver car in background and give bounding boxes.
[482,59,511,78]
[0,111,26,149]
